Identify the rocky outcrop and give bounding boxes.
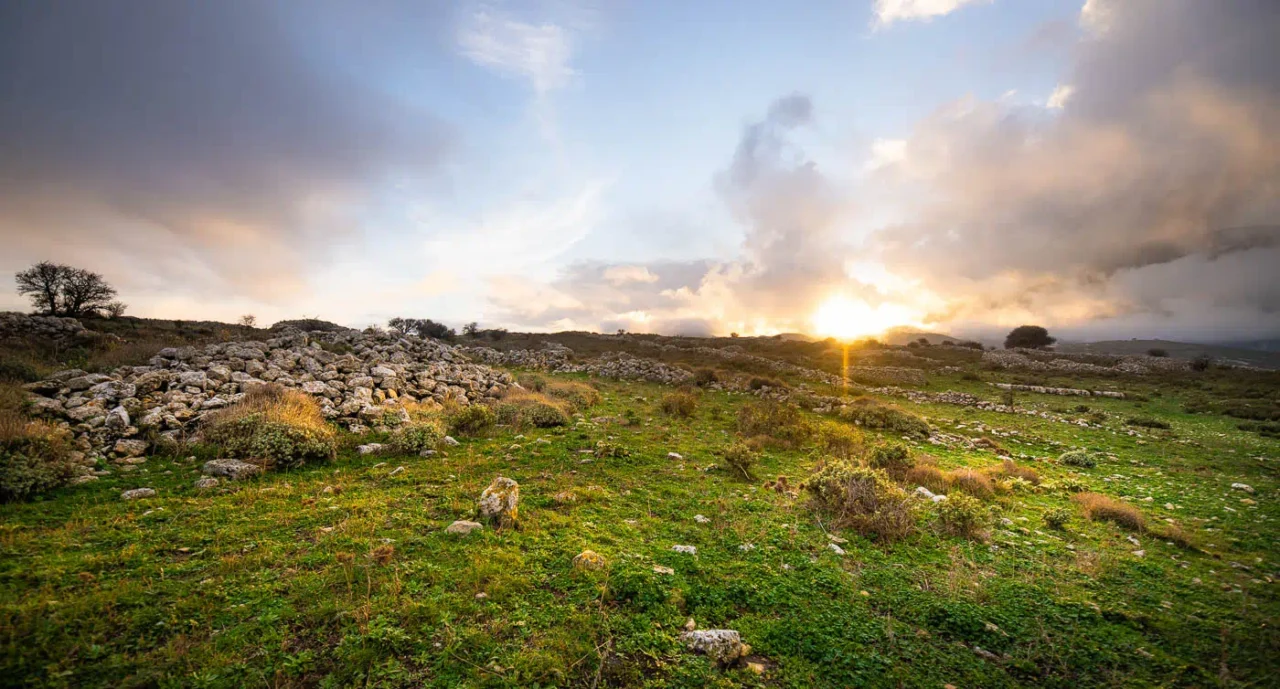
[0,312,104,345]
[992,382,1125,399]
[23,329,513,461]
[982,348,1191,375]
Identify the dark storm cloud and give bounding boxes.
[0,1,451,299]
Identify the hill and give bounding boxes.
[1058,339,1280,369]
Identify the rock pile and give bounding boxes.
[983,348,1191,375]
[23,329,513,462]
[992,382,1125,399]
[0,312,104,345]
[460,346,571,369]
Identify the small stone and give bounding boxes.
[572,550,607,571]
[672,545,697,555]
[552,490,576,504]
[1231,483,1255,494]
[747,662,765,675]
[694,514,710,524]
[443,436,460,447]
[474,592,488,600]
[194,477,220,489]
[667,452,683,460]
[829,543,846,556]
[680,629,748,665]
[653,565,674,575]
[478,476,520,527]
[684,618,696,631]
[112,439,149,458]
[202,459,264,481]
[446,520,483,535]
[121,488,156,500]
[389,466,406,476]
[357,443,384,455]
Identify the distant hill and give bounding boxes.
[1057,339,1280,369]
[879,327,964,346]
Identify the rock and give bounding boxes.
[1232,483,1255,494]
[680,629,750,665]
[443,436,460,447]
[672,545,697,555]
[829,543,846,556]
[104,406,131,430]
[112,439,149,458]
[478,476,519,527]
[446,520,483,535]
[357,443,384,455]
[194,477,220,489]
[552,490,577,505]
[572,550,607,570]
[121,488,156,500]
[201,458,264,480]
[694,514,710,524]
[653,565,675,575]
[668,452,683,460]
[69,474,99,485]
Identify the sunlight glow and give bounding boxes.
[811,294,918,340]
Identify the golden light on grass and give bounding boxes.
[811,294,918,341]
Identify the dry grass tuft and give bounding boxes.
[947,469,995,500]
[737,400,812,448]
[659,389,699,418]
[202,384,337,468]
[986,459,1040,485]
[904,465,949,495]
[545,381,601,410]
[801,460,916,542]
[495,390,572,428]
[1072,492,1145,531]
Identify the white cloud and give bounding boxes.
[1046,83,1075,109]
[865,138,907,170]
[602,265,660,285]
[457,10,575,94]
[873,0,992,27]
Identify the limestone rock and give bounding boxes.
[446,520,483,535]
[112,439,149,458]
[478,476,519,527]
[121,488,156,500]
[680,629,750,665]
[202,458,264,480]
[572,550,607,570]
[194,477,220,489]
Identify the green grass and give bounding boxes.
[1,371,1277,688]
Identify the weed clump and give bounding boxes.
[443,402,496,437]
[1058,449,1098,468]
[947,469,995,500]
[801,461,915,541]
[517,373,547,392]
[936,493,990,540]
[660,389,699,418]
[834,397,930,438]
[1043,507,1071,530]
[1072,492,1145,531]
[202,384,337,469]
[0,416,78,502]
[988,459,1040,485]
[867,442,913,479]
[737,401,811,448]
[904,463,949,495]
[495,390,572,428]
[1125,416,1171,430]
[390,415,446,455]
[814,421,864,460]
[545,381,600,410]
[692,368,720,387]
[718,442,758,481]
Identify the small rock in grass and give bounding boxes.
[1231,483,1254,494]
[653,565,675,575]
[446,520,483,535]
[121,488,156,500]
[668,452,683,461]
[478,477,520,527]
[552,490,576,505]
[389,466,406,476]
[680,629,750,665]
[475,592,488,600]
[194,477,219,490]
[443,436,460,447]
[202,459,264,481]
[694,514,710,524]
[113,439,149,458]
[357,443,384,455]
[572,550,607,571]
[829,543,846,556]
[672,545,697,555]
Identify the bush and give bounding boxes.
[0,360,41,384]
[748,376,789,391]
[660,389,699,418]
[947,469,995,500]
[904,464,949,495]
[1072,492,1144,531]
[936,493,990,540]
[834,398,930,438]
[390,417,446,455]
[1058,449,1097,468]
[737,401,811,448]
[719,442,758,481]
[867,442,913,479]
[545,381,601,410]
[1190,355,1212,372]
[692,368,720,387]
[518,373,547,392]
[801,462,915,541]
[0,416,78,502]
[443,402,496,437]
[202,385,337,469]
[1043,507,1071,530]
[593,440,630,458]
[495,390,571,428]
[987,459,1040,485]
[1003,325,1055,350]
[1147,348,1169,358]
[1125,416,1171,430]
[814,421,864,460]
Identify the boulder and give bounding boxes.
[202,458,264,480]
[478,476,520,527]
[121,488,156,500]
[112,439,149,458]
[446,520,483,535]
[680,629,751,665]
[572,550,608,571]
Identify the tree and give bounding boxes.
[239,314,257,328]
[15,261,119,317]
[462,322,479,337]
[388,317,455,340]
[1003,325,1056,350]
[103,301,127,318]
[1147,348,1168,358]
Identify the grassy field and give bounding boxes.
[1,361,1278,687]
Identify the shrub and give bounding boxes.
[517,373,547,392]
[1072,492,1145,531]
[0,360,41,384]
[1125,416,1171,430]
[443,402,496,437]
[748,376,789,391]
[545,381,601,410]
[936,493,990,540]
[904,464,949,494]
[1043,507,1071,530]
[0,416,78,502]
[1190,355,1212,372]
[987,459,1040,485]
[719,442,758,481]
[814,421,865,460]
[947,469,995,500]
[202,385,337,469]
[495,390,571,428]
[1147,348,1169,358]
[867,442,913,479]
[692,368,720,387]
[660,389,699,418]
[1003,325,1055,350]
[593,440,630,458]
[834,398,930,438]
[1058,449,1097,468]
[801,462,915,541]
[737,401,811,448]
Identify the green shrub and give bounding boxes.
[814,421,864,460]
[748,376,789,391]
[0,360,41,384]
[936,493,990,540]
[518,373,547,392]
[947,469,995,500]
[692,368,720,387]
[495,391,571,428]
[719,442,758,481]
[202,385,337,469]
[1058,449,1097,468]
[1044,507,1071,530]
[0,417,78,502]
[737,400,811,448]
[1125,416,1171,430]
[545,381,600,410]
[660,389,699,418]
[443,402,496,436]
[834,397,930,438]
[867,442,913,478]
[801,462,915,541]
[390,416,446,454]
[592,440,630,458]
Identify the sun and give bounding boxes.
[811,294,917,341]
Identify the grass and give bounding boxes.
[1,356,1278,687]
[1072,492,1146,532]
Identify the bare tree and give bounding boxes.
[15,261,66,315]
[104,301,128,318]
[239,314,257,328]
[15,261,120,317]
[463,321,479,337]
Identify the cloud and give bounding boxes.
[1046,84,1074,109]
[873,0,992,26]
[602,265,660,285]
[457,9,576,94]
[0,1,450,309]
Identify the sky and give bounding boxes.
[1,0,1277,343]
